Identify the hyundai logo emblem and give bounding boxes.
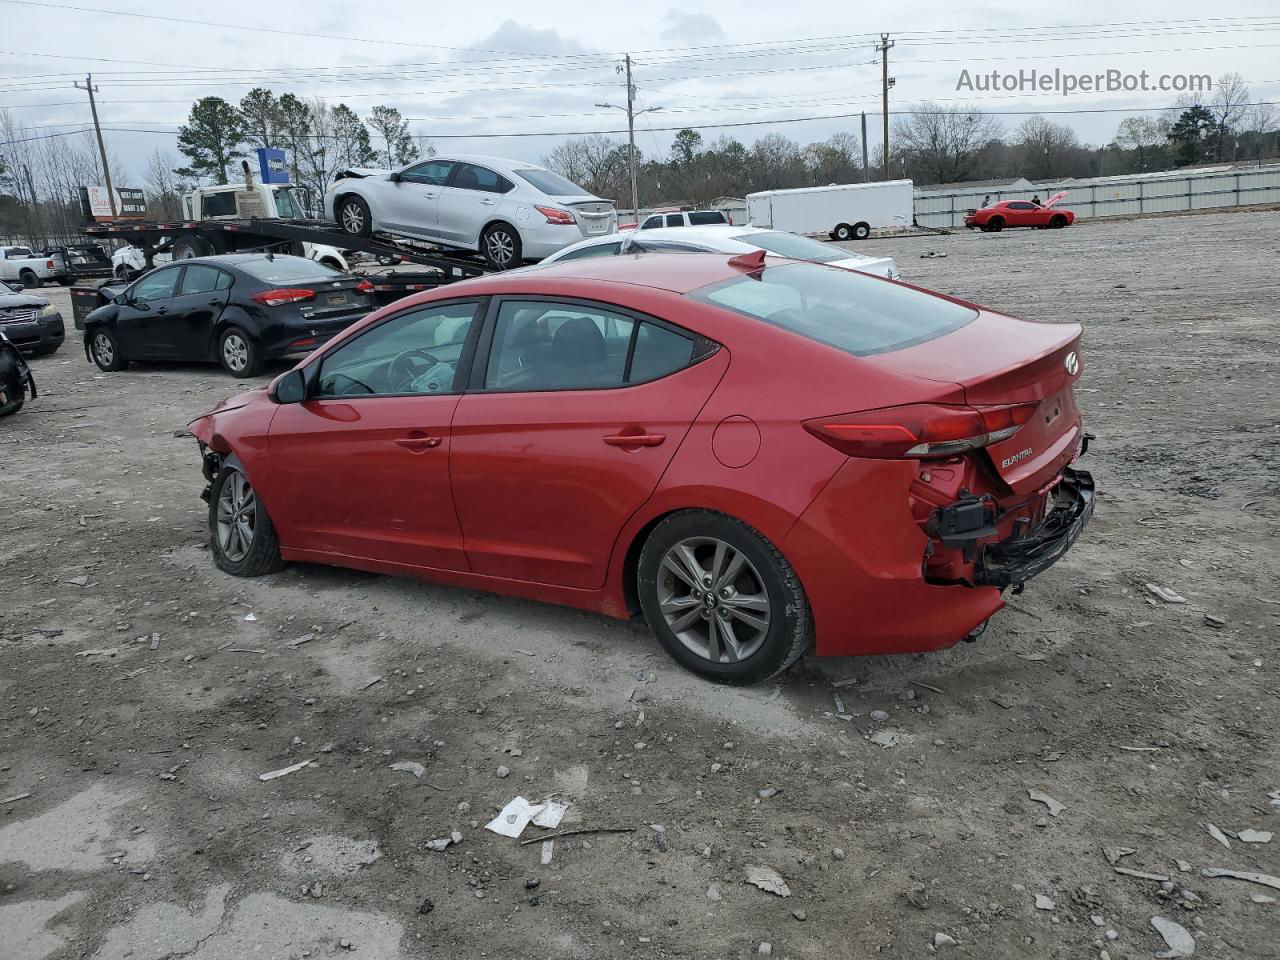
[1064,351,1079,375]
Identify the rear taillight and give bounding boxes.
[535,205,575,225]
[804,403,1038,460]
[251,288,316,307]
[355,280,374,294]
[46,260,54,269]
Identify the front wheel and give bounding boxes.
[89,329,128,371]
[1049,214,1067,228]
[218,327,262,377]
[637,511,811,685]
[338,195,372,238]
[482,223,522,270]
[209,461,285,577]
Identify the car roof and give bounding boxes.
[469,252,763,295]
[431,154,549,172]
[159,253,314,267]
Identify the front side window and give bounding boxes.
[452,163,513,194]
[640,216,662,229]
[556,241,622,262]
[691,262,975,357]
[179,264,230,296]
[5,247,33,259]
[401,160,455,186]
[316,301,479,397]
[201,191,237,218]
[131,267,181,302]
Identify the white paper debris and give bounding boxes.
[532,800,568,829]
[390,761,426,779]
[1151,916,1195,958]
[244,612,258,621]
[745,865,791,897]
[258,759,313,781]
[1028,789,1065,817]
[484,796,540,838]
[540,840,555,865]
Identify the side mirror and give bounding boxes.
[387,171,401,183]
[113,293,128,306]
[10,282,24,292]
[274,368,307,404]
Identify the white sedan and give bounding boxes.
[540,224,900,279]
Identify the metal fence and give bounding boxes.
[914,166,1280,229]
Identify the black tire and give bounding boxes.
[1049,214,1067,229]
[481,223,523,270]
[852,221,871,240]
[172,234,212,260]
[19,270,41,289]
[0,398,22,417]
[832,223,853,242]
[218,326,262,377]
[987,217,1004,232]
[115,265,135,281]
[208,459,286,577]
[89,328,128,371]
[337,195,372,238]
[637,510,811,685]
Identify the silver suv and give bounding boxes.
[326,155,617,270]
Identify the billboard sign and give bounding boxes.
[257,147,290,184]
[79,185,147,221]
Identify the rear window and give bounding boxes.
[691,262,975,357]
[239,256,340,284]
[514,168,589,197]
[688,211,727,225]
[736,231,845,263]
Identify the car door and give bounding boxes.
[163,263,232,359]
[450,296,728,589]
[114,265,183,357]
[376,159,455,239]
[263,298,483,570]
[436,162,514,244]
[1005,201,1037,226]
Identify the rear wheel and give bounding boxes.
[832,223,853,242]
[338,195,372,238]
[209,461,285,577]
[90,329,128,371]
[481,223,522,270]
[987,217,1004,232]
[852,221,871,240]
[637,511,811,685]
[18,270,40,289]
[218,326,262,377]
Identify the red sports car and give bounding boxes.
[964,192,1074,232]
[190,251,1093,684]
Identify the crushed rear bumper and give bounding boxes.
[974,468,1094,590]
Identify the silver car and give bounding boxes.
[325,155,617,270]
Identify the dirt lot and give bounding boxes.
[2,210,1278,960]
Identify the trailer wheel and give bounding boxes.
[852,222,871,240]
[832,223,853,241]
[172,235,212,260]
[338,195,372,238]
[18,269,41,289]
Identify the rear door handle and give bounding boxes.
[395,435,442,452]
[208,299,224,307]
[479,198,496,206]
[423,192,436,199]
[603,432,665,447]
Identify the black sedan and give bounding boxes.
[82,254,375,377]
[1,279,66,356]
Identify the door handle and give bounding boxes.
[155,307,167,315]
[208,298,224,307]
[603,432,666,447]
[423,192,436,199]
[395,435,442,452]
[479,198,496,206]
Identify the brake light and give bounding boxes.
[535,205,575,225]
[46,260,54,269]
[355,280,374,294]
[804,403,1038,459]
[251,288,316,307]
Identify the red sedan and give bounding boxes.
[190,251,1094,684]
[964,192,1073,231]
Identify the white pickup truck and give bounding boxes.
[0,246,62,288]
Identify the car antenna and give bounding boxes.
[728,249,767,275]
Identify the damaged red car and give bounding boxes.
[189,251,1093,684]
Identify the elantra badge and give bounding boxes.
[1064,351,1079,375]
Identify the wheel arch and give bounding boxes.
[207,306,260,359]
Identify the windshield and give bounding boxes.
[514,168,591,197]
[239,256,340,284]
[691,262,975,356]
[735,232,852,263]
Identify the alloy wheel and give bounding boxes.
[341,202,365,234]
[657,536,771,664]
[216,470,257,563]
[485,230,515,267]
[92,333,113,367]
[222,334,248,373]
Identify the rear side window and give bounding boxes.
[630,323,693,382]
[556,241,622,262]
[664,214,683,227]
[452,163,513,194]
[691,262,975,356]
[688,211,726,225]
[179,264,230,295]
[240,256,339,284]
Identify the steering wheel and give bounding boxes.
[388,347,444,393]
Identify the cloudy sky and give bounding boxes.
[3,0,1279,183]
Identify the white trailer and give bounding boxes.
[746,180,914,241]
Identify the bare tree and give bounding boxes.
[543,134,629,202]
[1,109,46,244]
[1113,116,1168,172]
[1014,115,1081,180]
[144,149,188,218]
[802,132,862,185]
[892,104,1003,184]
[1208,73,1251,160]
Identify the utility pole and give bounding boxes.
[74,73,117,217]
[596,55,661,220]
[877,34,895,182]
[860,112,869,182]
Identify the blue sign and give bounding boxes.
[257,147,290,185]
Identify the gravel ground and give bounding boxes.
[2,209,1278,960]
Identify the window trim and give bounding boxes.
[467,294,714,395]
[303,297,488,401]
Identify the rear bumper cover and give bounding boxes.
[974,468,1094,589]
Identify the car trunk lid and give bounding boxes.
[558,198,618,237]
[864,309,1084,494]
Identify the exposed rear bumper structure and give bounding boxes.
[974,468,1095,589]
